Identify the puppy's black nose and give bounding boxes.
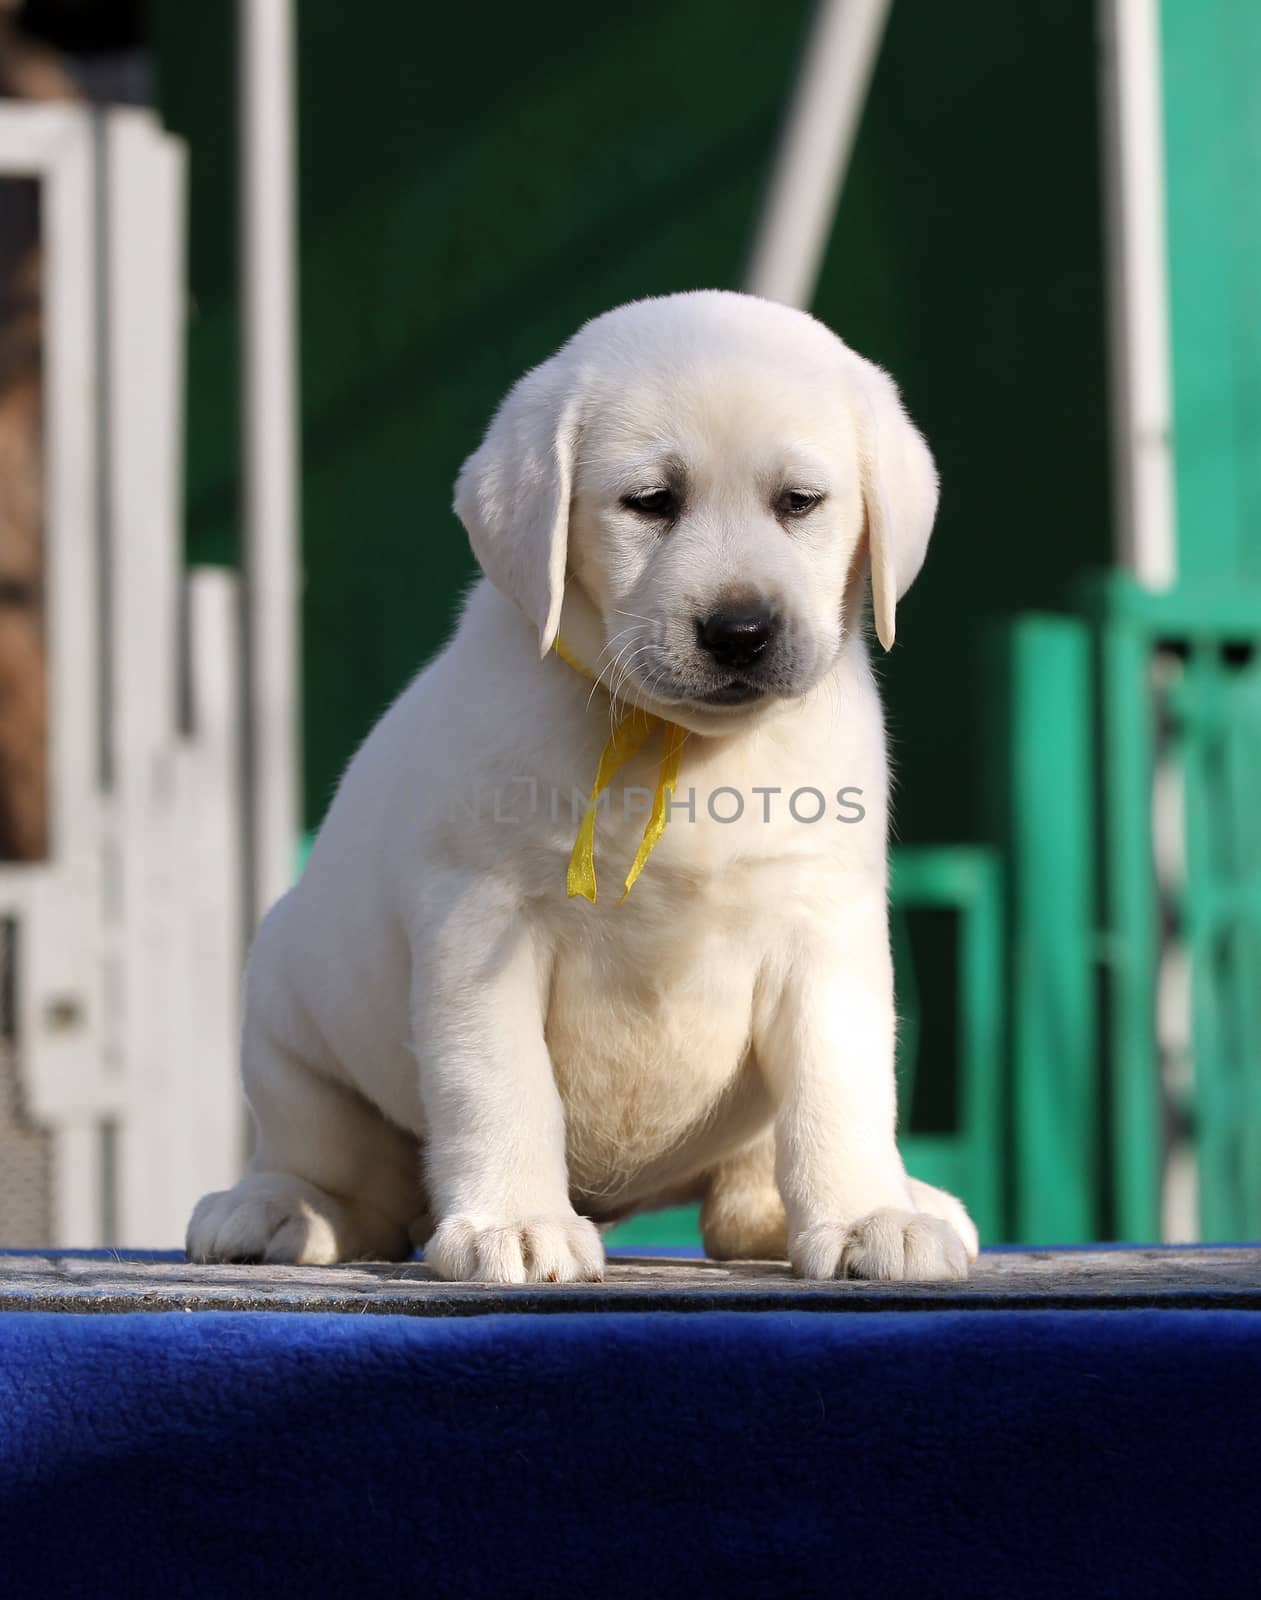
[696,605,779,669]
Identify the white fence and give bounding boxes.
[0,105,244,1247]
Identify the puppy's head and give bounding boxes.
[454,292,937,727]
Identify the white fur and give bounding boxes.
[187,291,977,1284]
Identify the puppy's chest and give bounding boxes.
[544,910,758,1178]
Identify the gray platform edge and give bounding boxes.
[1,1247,1260,1316]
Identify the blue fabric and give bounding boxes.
[2,1306,1259,1598]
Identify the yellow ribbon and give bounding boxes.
[553,635,687,903]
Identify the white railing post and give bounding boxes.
[1097,0,1177,589]
[0,107,106,1245]
[239,0,301,934]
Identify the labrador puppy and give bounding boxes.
[188,290,978,1282]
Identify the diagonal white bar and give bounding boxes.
[744,0,891,310]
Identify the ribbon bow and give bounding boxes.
[553,635,687,903]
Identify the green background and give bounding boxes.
[153,0,1111,845]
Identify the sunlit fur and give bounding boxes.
[187,292,977,1283]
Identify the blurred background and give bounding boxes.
[0,0,1257,1252]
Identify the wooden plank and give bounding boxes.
[999,619,1099,1243]
[1161,0,1261,585]
[1,1247,1259,1318]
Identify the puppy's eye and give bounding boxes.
[777,489,825,518]
[621,488,677,519]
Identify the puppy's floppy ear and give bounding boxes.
[453,356,580,657]
[844,351,939,652]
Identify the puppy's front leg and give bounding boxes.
[412,887,603,1285]
[758,890,971,1281]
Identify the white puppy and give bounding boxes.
[188,290,978,1283]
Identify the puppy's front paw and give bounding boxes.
[425,1212,605,1284]
[907,1176,980,1260]
[792,1209,969,1282]
[187,1172,409,1265]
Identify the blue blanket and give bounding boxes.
[3,1304,1259,1598]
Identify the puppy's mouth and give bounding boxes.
[611,632,820,715]
[695,679,767,707]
